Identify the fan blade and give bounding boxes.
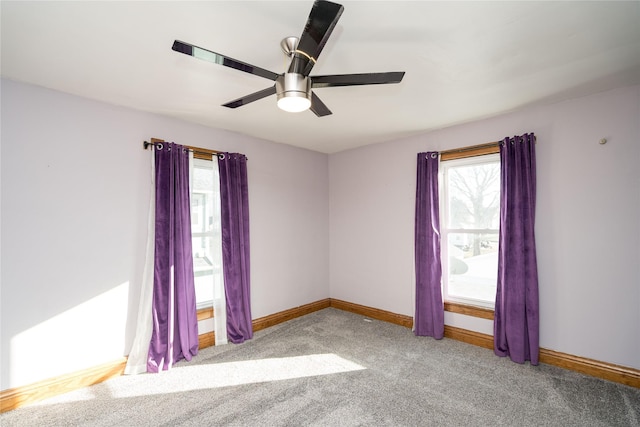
[222,85,277,109]
[310,91,332,117]
[288,1,344,76]
[311,72,405,88]
[172,40,279,81]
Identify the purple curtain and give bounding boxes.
[494,133,539,365]
[148,142,199,372]
[414,152,444,339]
[218,153,253,344]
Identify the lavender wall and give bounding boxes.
[329,85,640,370]
[2,78,638,391]
[0,79,329,390]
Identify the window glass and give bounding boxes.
[441,154,500,307]
[190,158,222,309]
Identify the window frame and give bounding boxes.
[439,148,500,311]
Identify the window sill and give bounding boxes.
[444,301,494,320]
[197,307,214,321]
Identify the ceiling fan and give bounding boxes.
[171,0,405,116]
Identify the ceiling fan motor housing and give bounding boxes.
[276,73,312,112]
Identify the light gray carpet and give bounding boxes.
[2,308,639,426]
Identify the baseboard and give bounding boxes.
[326,299,640,388]
[0,299,332,413]
[199,331,215,349]
[539,348,640,388]
[3,298,638,413]
[329,298,413,328]
[252,298,331,332]
[0,358,127,413]
[1,329,218,412]
[444,325,494,350]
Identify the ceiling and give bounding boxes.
[2,1,639,154]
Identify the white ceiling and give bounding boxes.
[2,1,639,153]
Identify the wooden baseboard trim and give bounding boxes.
[252,299,331,332]
[3,298,638,413]
[0,357,127,413]
[327,299,639,388]
[329,298,414,328]
[444,325,494,350]
[198,331,215,349]
[0,299,332,413]
[200,298,333,349]
[539,348,639,388]
[1,328,217,413]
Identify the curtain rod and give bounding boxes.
[143,140,225,159]
[439,141,501,156]
[439,134,536,157]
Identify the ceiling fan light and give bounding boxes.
[277,94,311,113]
[276,73,312,113]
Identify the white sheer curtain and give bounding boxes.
[125,152,156,374]
[208,157,228,346]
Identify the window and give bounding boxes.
[440,153,500,308]
[190,158,223,310]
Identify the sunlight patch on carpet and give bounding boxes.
[109,353,366,397]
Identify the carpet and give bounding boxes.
[2,308,638,426]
